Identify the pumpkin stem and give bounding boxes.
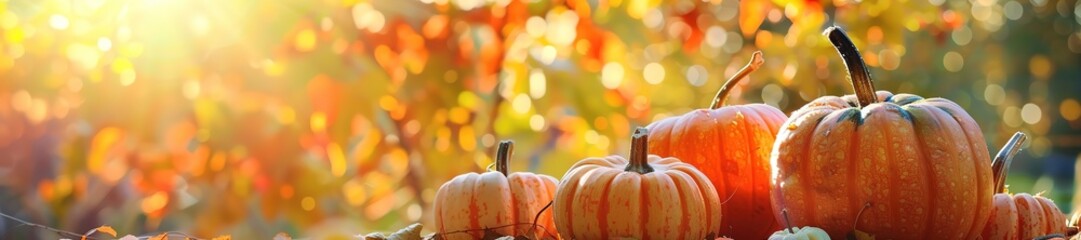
[495,140,514,176]
[825,26,878,108]
[529,201,554,238]
[709,51,765,109]
[782,209,794,234]
[625,127,655,174]
[852,202,872,231]
[991,132,1027,194]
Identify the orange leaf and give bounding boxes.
[211,235,232,240]
[81,225,118,240]
[739,0,768,37]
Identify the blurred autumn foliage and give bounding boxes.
[0,0,1079,238]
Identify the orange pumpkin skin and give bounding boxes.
[648,104,786,238]
[980,133,1068,239]
[983,193,1020,239]
[434,142,559,239]
[554,128,722,239]
[770,91,993,239]
[770,27,992,239]
[647,51,786,239]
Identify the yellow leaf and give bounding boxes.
[739,0,768,37]
[97,226,117,237]
[82,225,118,240]
[212,235,232,240]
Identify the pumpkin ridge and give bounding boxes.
[812,109,851,233]
[683,161,721,235]
[596,171,617,239]
[709,109,732,232]
[933,103,982,238]
[847,111,863,234]
[800,112,827,229]
[639,177,650,239]
[735,105,769,234]
[1037,197,1065,235]
[924,106,960,237]
[959,111,992,239]
[557,169,580,237]
[542,175,558,234]
[838,110,864,234]
[910,110,935,239]
[923,105,975,238]
[505,176,518,236]
[701,110,725,233]
[468,174,483,238]
[696,111,722,234]
[1016,194,1039,237]
[667,172,690,240]
[1037,198,1055,234]
[779,107,832,227]
[736,106,760,234]
[880,109,900,235]
[514,175,535,236]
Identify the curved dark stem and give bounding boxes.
[991,132,1028,194]
[710,51,765,109]
[529,201,553,238]
[495,140,513,176]
[853,202,872,231]
[782,209,794,234]
[825,26,877,108]
[625,127,655,174]
[1034,234,1066,240]
[0,211,103,240]
[718,184,739,205]
[433,222,556,240]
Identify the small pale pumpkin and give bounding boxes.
[981,132,1068,239]
[768,226,831,240]
[553,127,722,239]
[647,51,787,239]
[433,141,559,239]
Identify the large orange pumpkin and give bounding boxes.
[554,127,722,239]
[647,51,787,239]
[981,132,1068,239]
[769,27,993,239]
[433,141,559,239]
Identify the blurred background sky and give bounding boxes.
[0,0,1079,238]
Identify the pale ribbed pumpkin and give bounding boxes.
[433,141,559,239]
[647,51,786,239]
[554,127,722,239]
[981,132,1068,239]
[767,226,830,240]
[769,27,993,239]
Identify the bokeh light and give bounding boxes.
[0,0,1078,238]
